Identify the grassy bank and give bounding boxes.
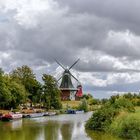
[86,94,140,139]
[0,99,98,115]
[109,107,140,139]
[62,101,81,109]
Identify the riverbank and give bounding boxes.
[0,101,85,120]
[109,107,140,139]
[85,94,140,139]
[0,112,122,140]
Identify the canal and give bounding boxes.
[0,112,123,140]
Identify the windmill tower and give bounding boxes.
[56,59,82,101]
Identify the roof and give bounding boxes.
[60,70,74,89]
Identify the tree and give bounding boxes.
[42,74,62,110]
[7,78,27,108]
[82,94,93,100]
[10,65,41,104]
[0,70,27,109]
[0,72,11,109]
[78,98,88,112]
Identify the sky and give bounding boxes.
[0,0,140,99]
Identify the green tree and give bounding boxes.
[86,96,135,131]
[0,69,27,109]
[10,65,41,104]
[0,72,11,109]
[8,78,27,108]
[42,74,62,110]
[78,98,88,112]
[82,94,92,100]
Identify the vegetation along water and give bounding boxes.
[0,112,123,140]
[86,94,140,140]
[1,65,140,139]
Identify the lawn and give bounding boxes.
[62,101,80,109]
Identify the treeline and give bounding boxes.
[0,65,62,110]
[86,93,140,139]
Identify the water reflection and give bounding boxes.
[60,123,73,140]
[0,112,123,140]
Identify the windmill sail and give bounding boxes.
[69,59,80,70]
[55,59,65,70]
[55,59,82,100]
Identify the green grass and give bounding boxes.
[85,96,140,139]
[135,106,140,114]
[109,107,140,139]
[62,101,80,109]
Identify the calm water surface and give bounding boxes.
[0,112,123,140]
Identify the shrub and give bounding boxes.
[85,105,119,131]
[110,114,140,139]
[78,98,88,112]
[85,97,135,131]
[112,97,135,112]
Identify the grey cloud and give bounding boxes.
[1,0,140,98]
[56,0,140,34]
[92,82,140,92]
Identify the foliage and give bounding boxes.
[0,71,27,109]
[0,66,64,110]
[88,98,100,105]
[10,65,41,103]
[85,96,135,131]
[109,95,119,104]
[82,94,93,100]
[42,74,62,110]
[111,97,135,112]
[110,113,140,139]
[0,73,11,109]
[85,94,140,139]
[101,98,108,104]
[7,79,27,108]
[78,98,88,112]
[85,105,118,131]
[81,93,100,111]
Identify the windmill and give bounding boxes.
[55,59,83,100]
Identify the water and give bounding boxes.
[0,112,123,140]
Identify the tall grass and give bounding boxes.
[85,96,140,139]
[62,101,80,109]
[109,112,140,139]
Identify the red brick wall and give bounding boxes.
[61,90,70,100]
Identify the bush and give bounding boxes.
[85,105,119,131]
[110,114,140,139]
[85,97,135,131]
[136,100,140,106]
[112,97,135,112]
[78,98,88,112]
[88,98,100,105]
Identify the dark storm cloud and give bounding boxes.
[1,0,140,70]
[1,0,140,98]
[56,0,140,33]
[55,0,140,60]
[5,12,111,68]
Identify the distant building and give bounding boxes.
[56,59,83,100]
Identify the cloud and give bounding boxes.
[0,0,140,98]
[56,0,140,33]
[103,30,140,59]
